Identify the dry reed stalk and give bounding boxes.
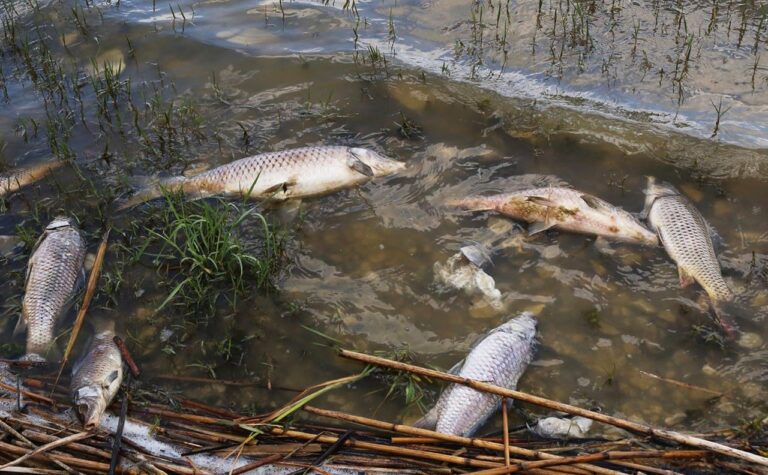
[267,426,502,469]
[502,398,511,467]
[0,432,91,470]
[468,450,708,474]
[53,229,110,392]
[340,349,768,467]
[303,406,615,475]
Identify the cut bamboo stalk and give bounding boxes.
[340,349,768,467]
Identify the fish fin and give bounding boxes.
[272,199,302,224]
[446,359,465,376]
[708,223,724,251]
[528,221,556,236]
[347,155,374,177]
[448,197,494,212]
[412,407,439,430]
[525,196,558,207]
[594,236,614,254]
[12,314,26,338]
[114,176,186,211]
[711,301,739,340]
[678,266,695,288]
[579,194,610,211]
[263,179,297,198]
[460,244,492,268]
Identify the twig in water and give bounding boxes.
[113,336,141,378]
[108,383,130,475]
[0,431,91,470]
[502,398,510,467]
[637,369,722,396]
[52,229,110,393]
[287,430,355,475]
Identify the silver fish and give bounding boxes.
[17,217,86,361]
[71,325,123,429]
[452,187,659,245]
[0,160,65,198]
[642,176,737,335]
[415,313,537,437]
[118,146,405,209]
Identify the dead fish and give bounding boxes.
[0,160,66,198]
[434,244,503,310]
[642,177,737,336]
[118,146,405,210]
[532,416,593,439]
[71,323,123,429]
[451,187,659,245]
[415,313,537,437]
[16,217,86,361]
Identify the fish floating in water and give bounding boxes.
[451,187,659,245]
[434,244,503,311]
[642,176,737,336]
[16,217,86,361]
[71,323,123,429]
[0,160,65,198]
[415,312,537,437]
[117,146,405,210]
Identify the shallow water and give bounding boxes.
[0,0,767,439]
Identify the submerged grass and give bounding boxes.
[140,191,283,322]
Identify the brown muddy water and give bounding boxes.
[0,0,767,438]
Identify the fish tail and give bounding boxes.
[447,196,495,212]
[711,299,740,340]
[114,175,187,211]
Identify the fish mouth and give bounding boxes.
[74,391,106,430]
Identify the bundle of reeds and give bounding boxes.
[0,349,765,474]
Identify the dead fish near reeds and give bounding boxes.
[532,415,593,439]
[117,146,406,210]
[642,176,738,336]
[71,322,123,429]
[0,160,65,198]
[434,244,503,310]
[414,312,537,437]
[16,217,86,361]
[451,187,659,245]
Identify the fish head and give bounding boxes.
[46,216,78,232]
[73,367,122,430]
[643,176,679,206]
[349,148,406,176]
[501,312,538,340]
[579,193,659,245]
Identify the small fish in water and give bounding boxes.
[17,217,86,361]
[118,146,405,210]
[71,324,123,429]
[532,416,593,439]
[434,244,503,310]
[451,187,659,245]
[414,312,537,437]
[0,160,65,198]
[642,177,737,336]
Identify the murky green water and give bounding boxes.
[0,0,767,437]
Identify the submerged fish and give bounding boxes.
[434,244,503,310]
[452,187,658,245]
[415,313,537,437]
[642,177,737,335]
[17,217,86,361]
[532,416,593,439]
[118,146,405,209]
[0,160,65,198]
[71,324,123,429]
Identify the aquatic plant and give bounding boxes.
[141,192,283,321]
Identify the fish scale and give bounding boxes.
[644,177,735,334]
[417,313,537,437]
[21,217,86,360]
